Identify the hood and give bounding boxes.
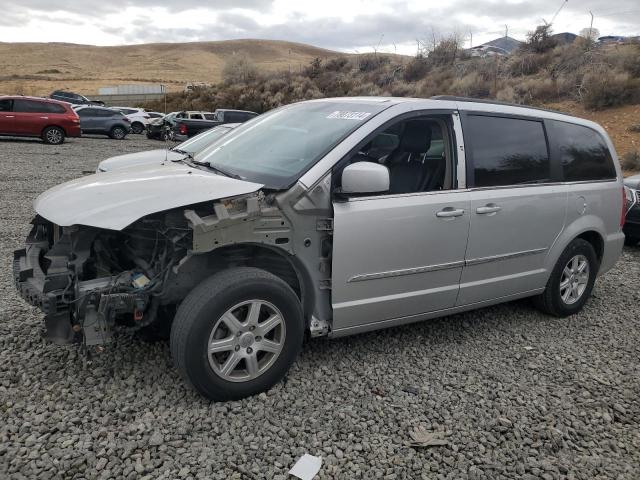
[35,163,263,230]
[624,174,640,190]
[97,149,184,172]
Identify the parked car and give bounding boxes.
[0,96,81,144]
[623,175,640,245]
[97,123,238,172]
[50,90,104,106]
[75,106,131,139]
[147,111,164,119]
[111,107,152,134]
[172,109,258,141]
[14,96,625,401]
[146,111,217,140]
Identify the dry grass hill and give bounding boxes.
[0,39,344,96]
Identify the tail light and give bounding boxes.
[620,186,625,227]
[123,117,130,123]
[179,124,188,135]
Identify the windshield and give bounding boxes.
[176,125,233,155]
[199,101,389,188]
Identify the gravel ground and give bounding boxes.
[1,135,640,480]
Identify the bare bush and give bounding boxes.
[523,25,557,54]
[222,52,258,84]
[620,150,640,171]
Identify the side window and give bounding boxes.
[0,99,12,111]
[13,99,48,113]
[465,115,550,187]
[336,116,453,195]
[204,113,216,120]
[77,108,94,117]
[549,120,616,181]
[191,113,203,119]
[42,103,66,114]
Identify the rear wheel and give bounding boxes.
[131,122,144,134]
[170,267,304,401]
[534,239,598,317]
[42,126,65,145]
[109,126,127,140]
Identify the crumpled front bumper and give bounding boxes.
[13,242,77,344]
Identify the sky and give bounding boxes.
[1,0,639,54]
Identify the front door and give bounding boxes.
[331,113,470,333]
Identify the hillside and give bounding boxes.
[0,39,345,96]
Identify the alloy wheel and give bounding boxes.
[46,128,62,144]
[559,254,589,305]
[207,300,286,383]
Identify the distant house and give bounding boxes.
[597,35,627,44]
[469,36,522,57]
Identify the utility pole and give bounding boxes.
[469,31,473,48]
[505,24,509,38]
[588,11,594,39]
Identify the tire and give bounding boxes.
[534,238,598,317]
[109,126,127,140]
[161,130,170,142]
[42,126,65,145]
[624,235,639,247]
[131,122,144,134]
[170,267,304,401]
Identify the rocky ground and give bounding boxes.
[0,134,639,479]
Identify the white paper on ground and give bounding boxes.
[288,454,322,480]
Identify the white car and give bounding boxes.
[111,107,152,134]
[96,123,238,172]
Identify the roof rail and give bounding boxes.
[430,95,566,115]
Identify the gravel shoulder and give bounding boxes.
[1,135,639,480]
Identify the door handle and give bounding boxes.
[476,205,502,215]
[39,116,49,119]
[5,115,15,118]
[436,208,465,218]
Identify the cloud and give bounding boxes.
[1,0,639,50]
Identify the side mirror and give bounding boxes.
[341,162,390,194]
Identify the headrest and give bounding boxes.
[400,120,432,153]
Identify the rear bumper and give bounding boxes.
[599,231,625,275]
[66,125,82,137]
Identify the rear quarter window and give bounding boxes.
[464,114,550,187]
[548,120,616,181]
[42,103,66,114]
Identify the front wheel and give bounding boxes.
[131,122,144,134]
[42,126,65,145]
[534,238,598,317]
[170,267,304,401]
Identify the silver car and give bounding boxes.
[14,97,625,401]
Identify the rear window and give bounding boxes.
[549,120,616,181]
[465,115,550,187]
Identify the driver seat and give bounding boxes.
[386,120,433,194]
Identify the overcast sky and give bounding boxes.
[2,0,639,54]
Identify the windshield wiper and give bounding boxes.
[207,164,244,180]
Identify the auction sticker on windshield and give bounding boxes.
[326,111,372,120]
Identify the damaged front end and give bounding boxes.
[13,213,191,346]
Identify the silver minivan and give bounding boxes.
[14,97,626,400]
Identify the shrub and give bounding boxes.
[403,55,430,82]
[620,150,640,171]
[523,24,558,54]
[581,72,640,109]
[222,52,258,84]
[628,124,640,133]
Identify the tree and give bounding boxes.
[222,52,258,84]
[524,24,557,53]
[579,27,600,41]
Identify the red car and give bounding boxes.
[0,96,81,145]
